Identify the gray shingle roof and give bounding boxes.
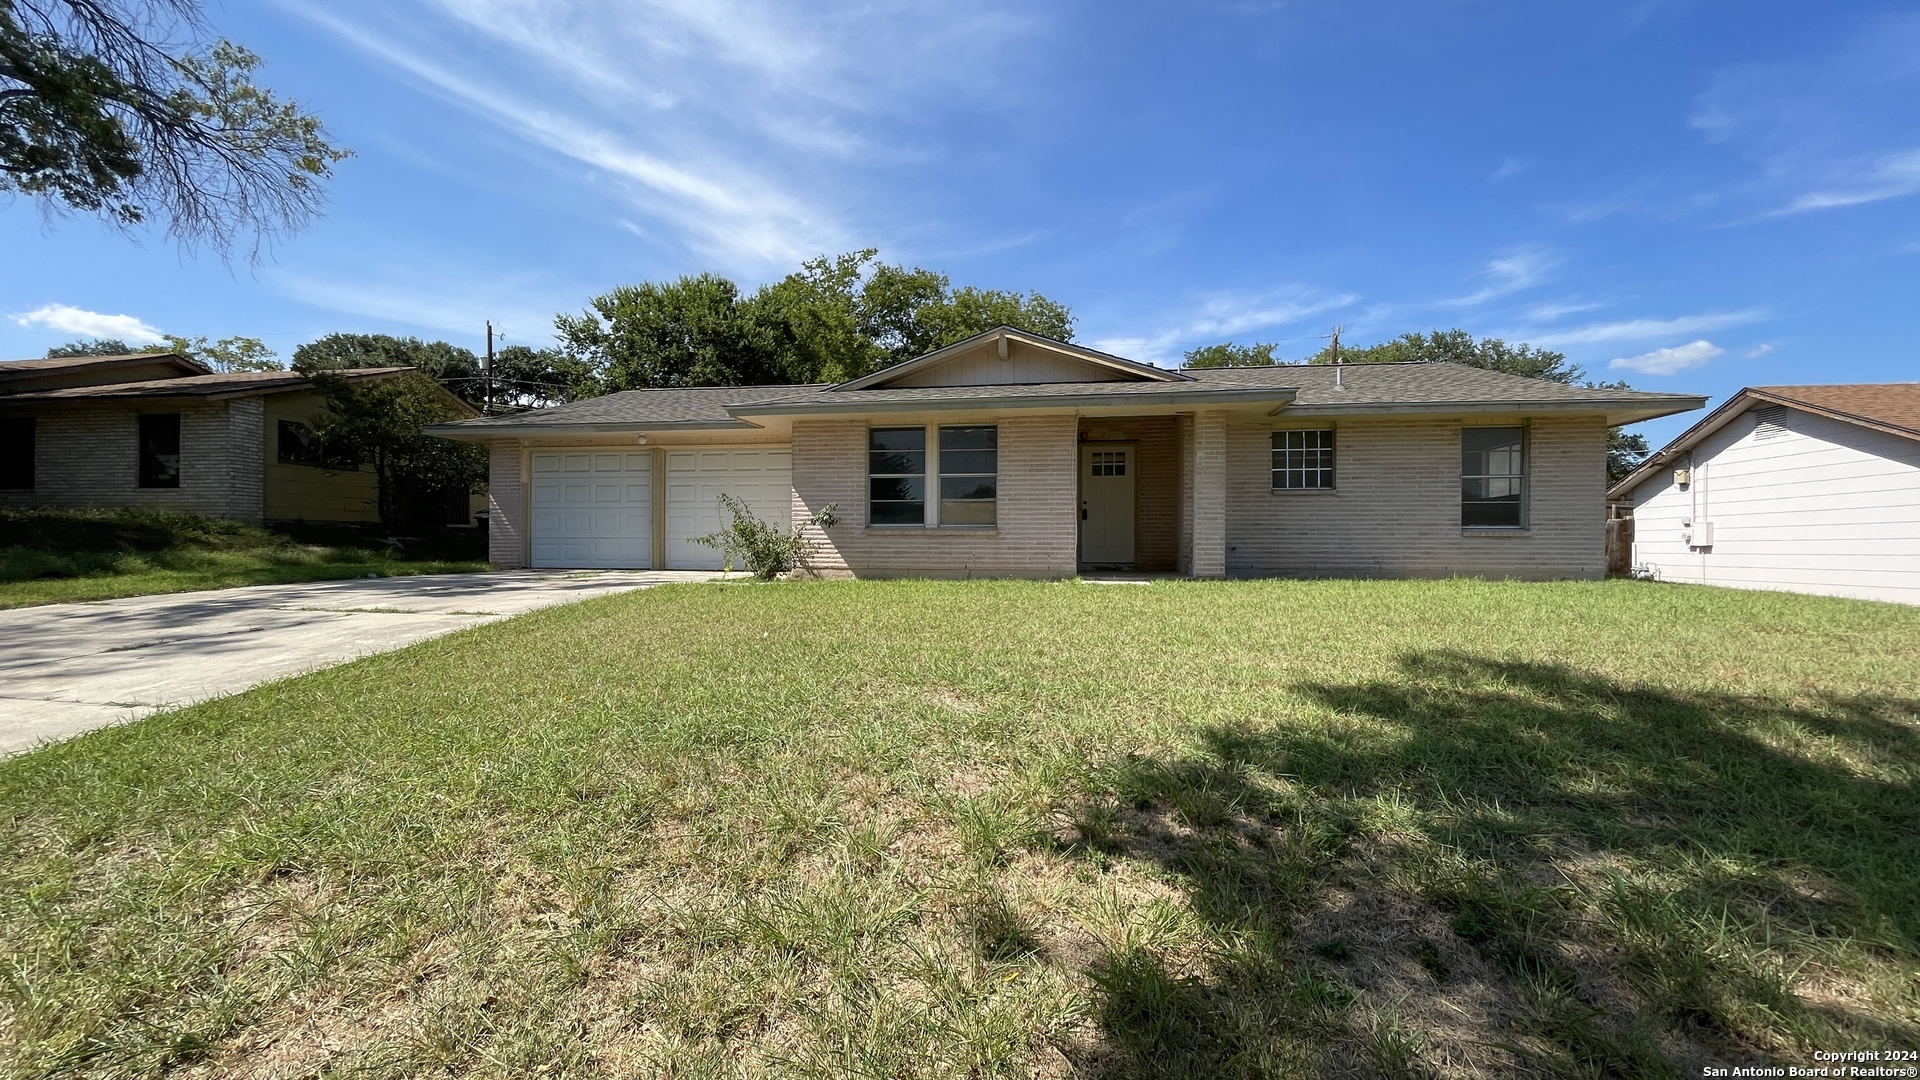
[429,361,1702,436]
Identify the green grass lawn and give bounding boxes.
[1,579,1916,1077]
[0,509,488,608]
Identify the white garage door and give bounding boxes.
[529,451,653,569]
[665,448,793,570]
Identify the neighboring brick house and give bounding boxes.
[0,353,464,524]
[430,327,1704,579]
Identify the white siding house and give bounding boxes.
[1612,384,1920,606]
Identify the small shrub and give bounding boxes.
[694,494,837,580]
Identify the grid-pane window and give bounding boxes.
[138,413,181,489]
[939,425,997,526]
[0,417,32,490]
[868,427,925,525]
[1271,429,1334,490]
[1461,426,1525,528]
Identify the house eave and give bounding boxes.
[1274,396,1706,426]
[726,386,1298,418]
[423,418,767,441]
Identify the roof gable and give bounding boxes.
[833,327,1189,391]
[1607,381,1920,498]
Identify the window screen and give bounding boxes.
[138,413,181,489]
[938,425,997,526]
[1461,426,1525,528]
[1272,429,1334,489]
[868,427,926,525]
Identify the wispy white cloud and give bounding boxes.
[11,304,165,342]
[1490,157,1530,181]
[1520,309,1767,348]
[1745,343,1774,358]
[284,3,840,267]
[275,272,564,342]
[1768,147,1920,216]
[1609,340,1724,376]
[1525,299,1609,321]
[1088,288,1358,364]
[1438,249,1555,307]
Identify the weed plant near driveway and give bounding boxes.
[0,509,486,607]
[1,579,1916,1077]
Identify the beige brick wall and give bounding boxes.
[1191,410,1228,578]
[262,391,379,522]
[0,399,265,520]
[1078,416,1179,571]
[488,440,526,568]
[793,415,1078,578]
[1224,414,1608,579]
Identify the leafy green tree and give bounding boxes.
[2,1,351,256]
[305,370,484,525]
[292,333,484,404]
[164,334,279,372]
[1183,341,1281,367]
[560,250,1076,391]
[488,344,599,409]
[45,337,139,356]
[1306,328,1583,382]
[554,273,794,391]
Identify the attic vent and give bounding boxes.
[1753,405,1790,441]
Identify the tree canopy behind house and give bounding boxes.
[1,0,352,257]
[556,249,1075,391]
[1185,328,1653,484]
[292,334,486,405]
[45,334,280,372]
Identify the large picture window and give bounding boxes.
[1461,426,1526,528]
[138,413,181,489]
[1272,429,1334,490]
[938,425,997,526]
[0,417,32,490]
[868,427,926,525]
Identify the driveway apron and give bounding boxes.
[0,570,716,754]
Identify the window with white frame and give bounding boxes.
[1461,426,1526,528]
[938,425,997,526]
[868,427,926,525]
[1271,429,1334,490]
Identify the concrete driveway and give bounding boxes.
[0,570,717,755]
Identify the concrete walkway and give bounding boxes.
[0,570,717,755]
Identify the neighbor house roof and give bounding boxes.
[0,352,211,379]
[1606,382,1920,499]
[0,366,417,402]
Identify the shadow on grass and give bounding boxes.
[1062,650,1920,1078]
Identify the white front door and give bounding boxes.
[665,448,793,569]
[529,451,653,568]
[1080,444,1136,566]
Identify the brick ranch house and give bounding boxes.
[0,352,470,523]
[428,327,1705,578]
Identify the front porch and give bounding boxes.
[1075,412,1228,578]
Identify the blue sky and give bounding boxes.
[3,0,1916,446]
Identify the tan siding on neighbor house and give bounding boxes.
[488,440,526,568]
[1224,414,1607,579]
[1191,411,1228,578]
[793,414,1078,578]
[261,390,379,522]
[0,399,265,520]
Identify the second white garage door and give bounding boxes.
[665,448,793,570]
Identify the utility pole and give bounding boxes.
[484,320,494,416]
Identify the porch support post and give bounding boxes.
[1191,410,1227,578]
